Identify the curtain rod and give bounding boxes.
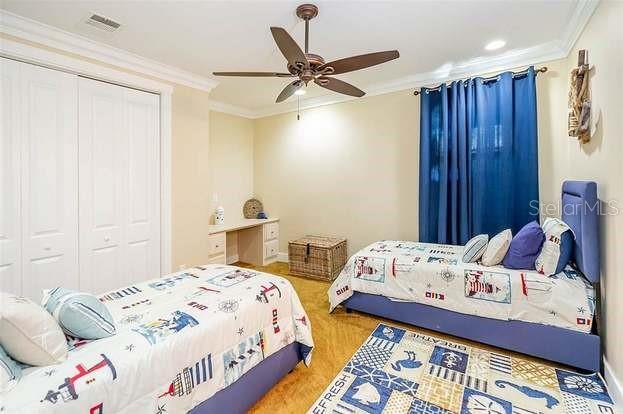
[412,66,548,96]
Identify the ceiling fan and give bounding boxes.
[213,3,399,103]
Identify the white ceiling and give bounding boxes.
[1,0,593,116]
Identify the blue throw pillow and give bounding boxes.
[42,287,116,340]
[535,217,575,275]
[462,234,489,263]
[557,230,574,273]
[0,345,22,391]
[502,221,545,270]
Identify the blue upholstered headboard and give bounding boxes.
[561,181,600,283]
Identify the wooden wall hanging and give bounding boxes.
[568,49,591,144]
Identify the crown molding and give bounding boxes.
[0,9,219,92]
[205,0,600,119]
[1,0,598,114]
[0,36,174,94]
[559,0,600,55]
[208,100,258,119]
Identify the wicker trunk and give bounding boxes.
[288,236,347,281]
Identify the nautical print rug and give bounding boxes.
[309,323,615,414]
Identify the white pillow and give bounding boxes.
[0,292,68,366]
[535,217,574,276]
[462,234,489,263]
[481,229,512,266]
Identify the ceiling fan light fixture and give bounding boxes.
[213,3,400,104]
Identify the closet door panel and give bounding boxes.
[125,89,160,284]
[79,79,160,292]
[20,64,79,301]
[0,59,22,295]
[79,78,126,294]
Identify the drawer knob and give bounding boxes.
[104,237,110,242]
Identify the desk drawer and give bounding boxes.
[264,222,279,241]
[264,239,279,260]
[207,254,226,265]
[208,232,226,257]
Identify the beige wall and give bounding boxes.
[209,111,255,222]
[170,86,211,269]
[253,74,556,258]
[254,90,419,255]
[208,111,255,263]
[537,0,623,382]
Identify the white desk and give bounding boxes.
[206,218,279,266]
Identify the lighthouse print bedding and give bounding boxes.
[2,265,314,414]
[329,241,595,333]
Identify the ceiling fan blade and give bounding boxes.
[276,80,302,103]
[314,77,365,97]
[318,50,400,75]
[270,27,308,68]
[212,72,294,77]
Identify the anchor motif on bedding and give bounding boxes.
[255,282,282,304]
[495,380,559,409]
[390,351,422,371]
[41,354,117,405]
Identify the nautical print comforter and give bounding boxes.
[329,241,595,334]
[2,265,314,414]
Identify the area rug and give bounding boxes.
[309,323,615,414]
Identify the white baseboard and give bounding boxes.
[277,252,288,263]
[226,254,239,265]
[604,358,623,409]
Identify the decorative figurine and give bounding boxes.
[215,206,225,225]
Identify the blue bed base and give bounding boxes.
[343,293,600,372]
[189,342,302,414]
[343,180,602,372]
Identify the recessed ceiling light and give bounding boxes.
[485,40,506,51]
[294,88,306,96]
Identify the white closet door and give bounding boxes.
[125,88,160,285]
[79,78,160,294]
[0,59,22,295]
[20,63,79,301]
[79,79,126,294]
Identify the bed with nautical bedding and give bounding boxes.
[329,241,595,334]
[328,181,601,372]
[1,265,314,414]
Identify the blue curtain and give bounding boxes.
[419,66,539,245]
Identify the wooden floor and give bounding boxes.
[242,262,558,413]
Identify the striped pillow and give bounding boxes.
[0,345,22,391]
[462,234,489,263]
[42,288,116,340]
